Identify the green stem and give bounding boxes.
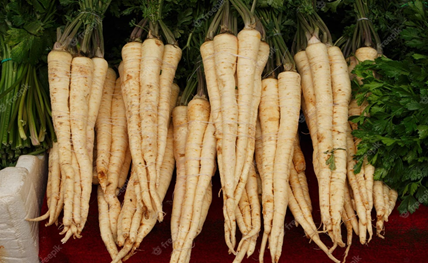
[293,18,305,52]
[33,68,46,143]
[251,0,257,14]
[2,64,27,146]
[56,13,85,50]
[230,0,255,28]
[27,73,39,145]
[272,37,282,69]
[17,71,30,140]
[264,50,275,78]
[351,0,382,54]
[259,9,295,71]
[40,78,52,117]
[159,20,176,45]
[230,12,237,35]
[196,66,206,97]
[42,0,56,25]
[206,2,225,40]
[7,66,27,133]
[131,18,149,42]
[57,0,111,55]
[183,31,193,52]
[180,72,198,106]
[27,147,47,156]
[95,21,104,57]
[149,21,160,39]
[46,108,56,143]
[220,0,232,34]
[81,19,96,55]
[297,12,314,39]
[158,0,164,21]
[313,12,332,45]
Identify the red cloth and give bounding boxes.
[39,135,428,263]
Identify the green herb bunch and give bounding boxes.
[352,54,428,214]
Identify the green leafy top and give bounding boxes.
[55,0,112,57]
[230,0,256,28]
[257,8,295,74]
[317,0,408,59]
[400,0,428,54]
[2,0,57,64]
[351,54,428,214]
[294,1,333,51]
[349,0,382,55]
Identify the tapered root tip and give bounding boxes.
[329,255,341,263]
[343,244,351,263]
[329,242,338,254]
[376,232,385,239]
[61,229,73,244]
[157,211,166,222]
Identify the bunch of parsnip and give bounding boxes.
[28,0,114,242]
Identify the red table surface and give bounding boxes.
[39,134,428,263]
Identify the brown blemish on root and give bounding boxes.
[0,245,5,263]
